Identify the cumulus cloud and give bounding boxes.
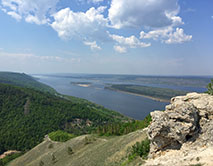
[114,45,126,53]
[165,28,192,44]
[109,34,151,48]
[84,41,101,50]
[51,6,108,40]
[1,0,59,24]
[108,0,182,29]
[140,27,192,44]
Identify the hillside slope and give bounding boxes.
[8,129,147,166]
[0,72,56,93]
[0,83,127,154]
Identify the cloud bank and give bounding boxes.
[1,0,192,52]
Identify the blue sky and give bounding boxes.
[0,0,212,75]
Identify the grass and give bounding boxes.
[8,129,147,166]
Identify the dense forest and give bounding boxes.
[0,83,127,154]
[107,84,187,101]
[96,114,152,136]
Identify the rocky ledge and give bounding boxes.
[145,92,213,166]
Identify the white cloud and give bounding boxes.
[7,11,22,20]
[84,41,101,50]
[140,27,192,44]
[108,0,182,29]
[211,16,213,19]
[165,28,192,44]
[114,45,126,53]
[1,0,59,24]
[51,6,108,40]
[109,34,151,48]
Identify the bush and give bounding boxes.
[207,79,213,95]
[0,152,23,166]
[130,138,150,159]
[48,131,75,142]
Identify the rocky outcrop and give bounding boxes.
[145,92,213,166]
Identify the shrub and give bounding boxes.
[207,79,213,95]
[48,131,75,142]
[67,147,74,155]
[130,138,150,159]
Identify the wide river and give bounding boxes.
[34,74,208,120]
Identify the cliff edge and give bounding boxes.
[145,92,213,166]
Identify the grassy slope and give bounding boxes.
[0,72,56,93]
[8,129,147,166]
[107,84,187,101]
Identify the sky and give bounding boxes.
[0,0,212,75]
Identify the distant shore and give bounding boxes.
[107,87,170,103]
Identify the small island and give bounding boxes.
[106,84,187,102]
[70,82,92,87]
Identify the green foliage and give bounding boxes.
[0,83,127,154]
[96,114,152,136]
[0,72,56,94]
[49,131,75,142]
[207,79,213,95]
[0,152,23,166]
[131,138,150,159]
[107,84,187,101]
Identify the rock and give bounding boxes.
[145,93,213,166]
[147,92,213,156]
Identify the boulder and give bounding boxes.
[147,92,213,156]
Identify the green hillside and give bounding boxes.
[0,72,56,93]
[8,129,147,166]
[0,83,128,155]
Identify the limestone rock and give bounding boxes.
[147,92,213,156]
[145,92,213,166]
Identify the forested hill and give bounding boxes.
[0,72,56,93]
[0,83,127,154]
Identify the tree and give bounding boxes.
[207,79,213,95]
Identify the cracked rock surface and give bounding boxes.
[145,93,213,166]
